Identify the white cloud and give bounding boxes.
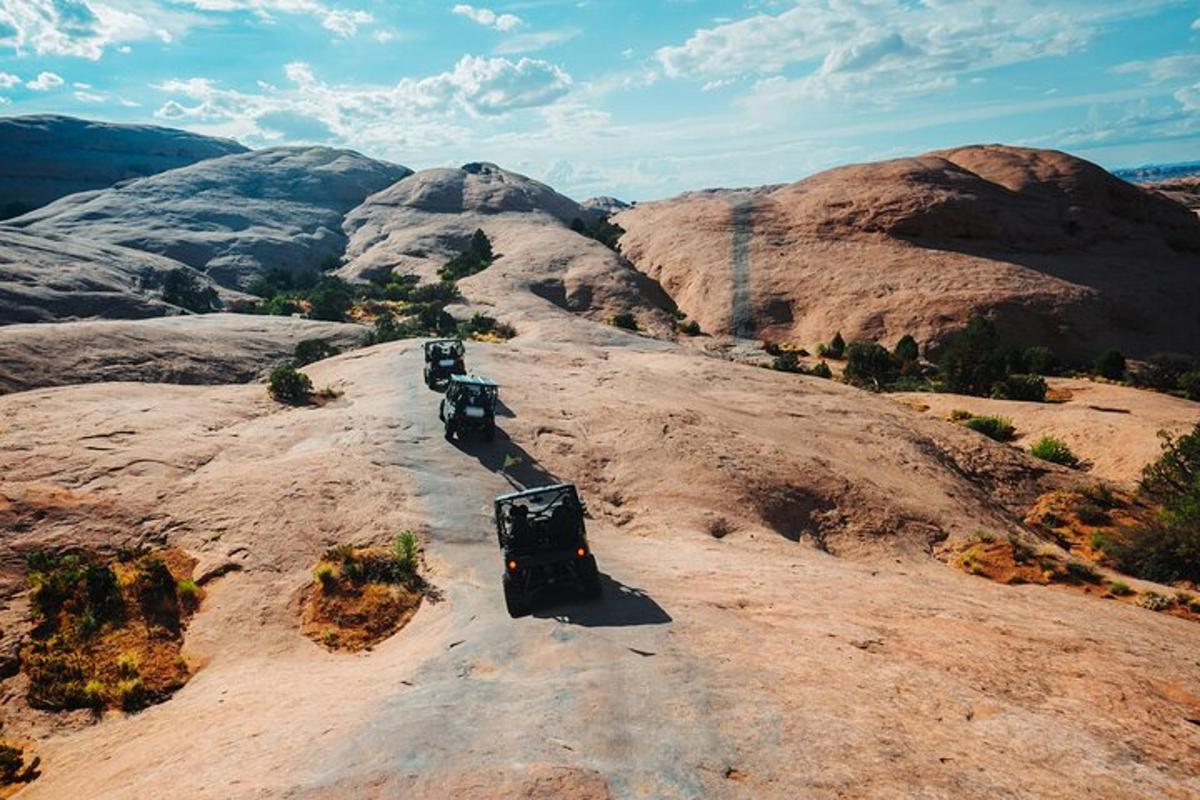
[494,27,579,54]
[656,1,1180,106]
[1193,17,1200,30]
[320,8,372,38]
[0,71,21,88]
[152,54,572,151]
[373,29,395,44]
[26,70,63,90]
[0,0,199,60]
[73,89,107,102]
[1177,84,1200,113]
[1114,54,1200,82]
[452,4,521,32]
[0,96,9,105]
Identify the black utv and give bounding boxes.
[423,338,466,390]
[439,374,498,441]
[495,483,601,618]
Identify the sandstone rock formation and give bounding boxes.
[0,226,234,324]
[340,162,675,334]
[617,145,1200,358]
[9,146,411,288]
[0,313,364,393]
[0,114,246,219]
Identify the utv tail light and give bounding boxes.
[507,560,517,571]
[576,547,586,557]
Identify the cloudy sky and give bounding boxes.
[0,0,1197,199]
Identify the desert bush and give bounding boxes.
[809,361,833,379]
[162,268,218,313]
[408,280,461,305]
[1023,346,1058,376]
[392,532,420,583]
[825,332,846,359]
[459,312,516,340]
[611,312,639,331]
[1093,349,1126,380]
[1178,371,1200,401]
[893,334,919,364]
[1134,353,1195,391]
[262,295,300,316]
[570,215,625,250]
[115,651,139,679]
[1006,532,1034,563]
[677,319,702,336]
[964,415,1015,442]
[707,517,734,539]
[948,408,974,421]
[439,229,494,281]
[307,277,355,322]
[843,341,898,389]
[267,364,313,403]
[1075,502,1110,526]
[1029,436,1079,466]
[938,315,1006,396]
[1137,591,1172,611]
[1064,559,1099,583]
[1107,580,1133,597]
[293,338,340,367]
[772,350,802,373]
[176,579,200,610]
[992,373,1048,402]
[313,563,335,588]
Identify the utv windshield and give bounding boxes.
[453,383,497,406]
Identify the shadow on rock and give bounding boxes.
[533,573,672,628]
[452,428,560,491]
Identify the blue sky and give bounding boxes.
[0,1,1197,200]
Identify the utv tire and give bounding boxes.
[444,422,455,442]
[579,555,602,600]
[503,574,529,618]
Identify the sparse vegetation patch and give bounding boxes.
[301,533,428,651]
[21,548,201,713]
[1029,436,1079,467]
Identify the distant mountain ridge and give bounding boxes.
[1113,161,1200,184]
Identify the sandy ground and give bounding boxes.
[894,378,1200,484]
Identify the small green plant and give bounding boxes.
[972,530,996,543]
[439,229,494,281]
[176,579,200,610]
[677,319,701,336]
[267,364,313,404]
[1089,531,1115,553]
[948,409,974,421]
[1075,502,1110,525]
[392,532,420,582]
[293,338,340,367]
[842,341,898,389]
[893,334,919,364]
[83,678,106,708]
[313,562,335,588]
[1178,371,1200,401]
[115,651,139,679]
[502,453,522,471]
[825,331,846,359]
[992,374,1048,402]
[114,677,145,711]
[162,268,219,313]
[964,415,1015,442]
[1064,559,1099,583]
[809,361,833,379]
[1107,579,1133,597]
[611,312,639,331]
[1029,436,1079,466]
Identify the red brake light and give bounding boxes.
[576,547,586,557]
[507,560,517,571]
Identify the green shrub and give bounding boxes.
[392,532,420,583]
[809,361,833,379]
[992,373,1048,402]
[843,341,898,389]
[1135,353,1195,391]
[162,268,218,313]
[948,408,974,421]
[1076,503,1110,526]
[677,320,701,336]
[570,215,625,250]
[262,295,300,316]
[1107,580,1133,597]
[1064,559,1099,583]
[459,313,516,340]
[964,415,1015,442]
[1023,346,1058,376]
[307,278,354,322]
[313,563,335,588]
[408,281,461,305]
[439,229,494,281]
[1093,349,1126,380]
[938,315,1006,396]
[267,364,313,403]
[772,351,802,373]
[1178,372,1200,401]
[611,312,639,331]
[176,579,200,609]
[893,334,919,364]
[825,332,846,359]
[1029,436,1079,466]
[293,338,340,367]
